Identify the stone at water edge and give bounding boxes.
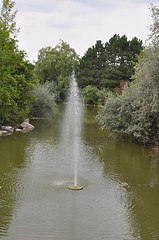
[15,128,22,132]
[0,130,11,135]
[0,125,14,132]
[20,121,34,129]
[22,128,34,133]
[0,125,14,136]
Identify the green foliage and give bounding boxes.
[35,40,79,102]
[0,0,37,124]
[30,82,57,119]
[77,40,107,89]
[82,85,109,105]
[98,6,159,147]
[82,86,100,105]
[97,85,134,133]
[77,35,143,90]
[0,0,18,37]
[98,5,159,146]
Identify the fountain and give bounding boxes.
[61,73,83,190]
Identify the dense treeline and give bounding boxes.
[77,35,143,105]
[98,5,159,146]
[0,0,144,123]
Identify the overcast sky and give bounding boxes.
[10,0,159,62]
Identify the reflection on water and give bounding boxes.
[0,133,31,237]
[0,106,159,239]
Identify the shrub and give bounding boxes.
[30,82,57,119]
[82,85,99,105]
[82,85,109,105]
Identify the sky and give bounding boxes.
[8,0,159,62]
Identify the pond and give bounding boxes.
[0,106,159,240]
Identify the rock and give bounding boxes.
[0,130,9,134]
[22,128,34,133]
[15,128,22,132]
[0,130,12,136]
[24,118,30,123]
[0,120,34,137]
[20,121,34,129]
[0,125,14,132]
[20,120,34,133]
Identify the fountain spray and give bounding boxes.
[63,73,83,190]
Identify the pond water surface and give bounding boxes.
[0,107,159,240]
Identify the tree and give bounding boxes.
[77,35,143,91]
[35,40,79,102]
[77,40,107,88]
[104,34,143,82]
[0,0,37,123]
[149,4,159,44]
[0,0,18,37]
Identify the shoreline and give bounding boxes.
[0,119,35,137]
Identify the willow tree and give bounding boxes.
[35,40,79,101]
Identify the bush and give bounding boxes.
[82,85,109,105]
[82,85,100,105]
[30,82,57,119]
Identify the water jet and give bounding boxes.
[62,73,83,190]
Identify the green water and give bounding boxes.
[0,107,159,240]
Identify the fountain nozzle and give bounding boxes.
[68,185,83,190]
